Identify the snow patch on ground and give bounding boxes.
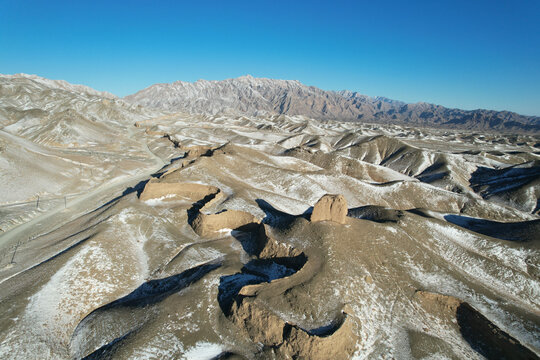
[144,193,177,205]
[182,342,223,360]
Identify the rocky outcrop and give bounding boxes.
[139,180,222,204]
[180,144,215,158]
[191,210,261,237]
[310,194,348,224]
[230,298,356,360]
[414,290,463,315]
[220,222,357,359]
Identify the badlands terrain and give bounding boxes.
[0,74,539,359]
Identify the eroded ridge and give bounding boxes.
[415,291,539,360]
[139,180,223,205]
[217,219,357,359]
[142,176,359,358]
[70,261,221,359]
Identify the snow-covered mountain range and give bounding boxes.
[125,75,540,133]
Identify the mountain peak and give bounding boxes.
[124,76,539,133]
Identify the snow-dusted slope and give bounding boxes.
[125,75,540,133]
[1,73,116,99]
[0,73,163,147]
[0,74,172,232]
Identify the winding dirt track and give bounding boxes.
[0,126,167,283]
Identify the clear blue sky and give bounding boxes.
[1,0,539,115]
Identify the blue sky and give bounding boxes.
[1,0,539,115]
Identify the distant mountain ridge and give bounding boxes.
[125,75,540,133]
[0,73,160,147]
[2,73,117,99]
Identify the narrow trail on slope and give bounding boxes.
[0,125,167,283]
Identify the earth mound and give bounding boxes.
[310,194,348,224]
[139,180,222,203]
[191,210,261,237]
